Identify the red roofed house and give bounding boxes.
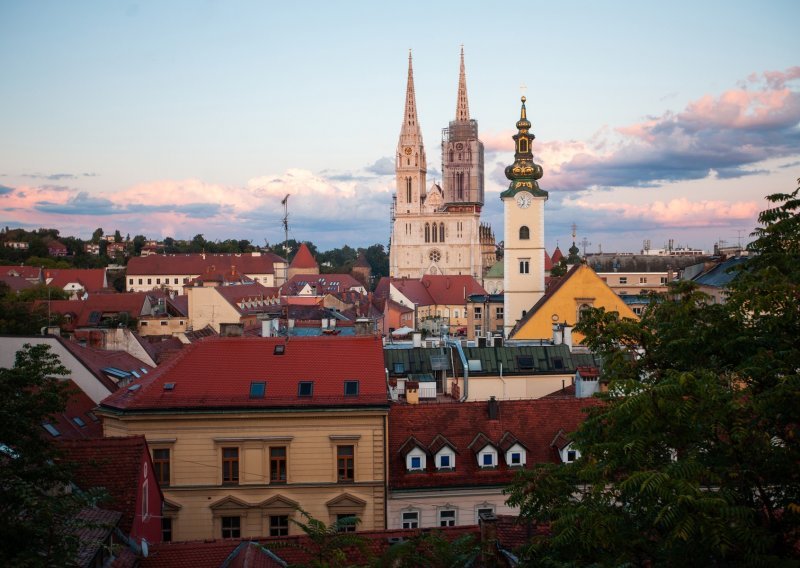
[97,336,390,541]
[48,239,69,257]
[287,242,319,280]
[45,268,108,297]
[387,397,598,529]
[379,275,487,335]
[59,436,165,549]
[126,252,288,294]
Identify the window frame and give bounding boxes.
[270,446,287,484]
[269,514,289,537]
[153,448,171,486]
[221,447,240,485]
[401,510,419,529]
[221,516,241,539]
[298,381,314,397]
[438,508,457,527]
[337,445,355,482]
[343,380,359,397]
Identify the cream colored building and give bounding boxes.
[389,49,493,279]
[98,336,390,541]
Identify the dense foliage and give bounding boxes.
[0,344,98,566]
[506,185,800,566]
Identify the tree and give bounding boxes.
[91,227,103,243]
[506,184,800,566]
[0,344,98,565]
[375,531,478,567]
[274,508,368,568]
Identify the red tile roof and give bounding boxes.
[289,243,318,269]
[391,275,486,307]
[216,283,280,314]
[42,380,104,440]
[544,250,553,271]
[58,436,158,534]
[388,398,599,490]
[46,268,108,292]
[0,264,43,280]
[99,336,388,412]
[58,338,154,391]
[127,253,285,277]
[550,246,564,265]
[281,274,364,296]
[141,525,481,568]
[0,273,36,292]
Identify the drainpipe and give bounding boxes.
[444,337,469,402]
[499,362,507,400]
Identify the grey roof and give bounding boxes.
[692,257,747,288]
[587,253,713,272]
[385,344,599,376]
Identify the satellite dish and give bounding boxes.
[141,538,149,558]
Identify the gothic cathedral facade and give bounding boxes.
[389,49,495,279]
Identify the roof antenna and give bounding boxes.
[281,194,290,255]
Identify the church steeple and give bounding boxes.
[400,51,423,145]
[455,45,470,122]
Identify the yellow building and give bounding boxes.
[510,263,638,343]
[97,336,389,541]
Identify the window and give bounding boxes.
[495,307,503,319]
[436,449,455,470]
[619,277,628,284]
[270,447,287,483]
[401,511,419,529]
[507,450,524,467]
[161,517,173,542]
[72,416,86,428]
[153,448,170,486]
[640,276,647,284]
[138,278,143,285]
[567,449,577,462]
[250,381,266,398]
[298,381,313,397]
[128,278,133,285]
[274,344,285,355]
[156,278,161,284]
[474,306,482,318]
[519,259,530,274]
[337,445,354,482]
[393,362,405,374]
[406,447,426,471]
[344,380,359,396]
[269,515,289,537]
[42,423,61,437]
[439,223,445,243]
[479,447,497,468]
[174,278,179,284]
[147,278,152,285]
[222,447,239,484]
[519,226,530,240]
[439,509,456,527]
[86,411,99,422]
[410,456,421,469]
[221,516,240,538]
[660,276,668,284]
[424,223,430,243]
[337,514,356,533]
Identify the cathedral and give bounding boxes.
[388,49,495,279]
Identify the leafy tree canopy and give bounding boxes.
[506,183,800,566]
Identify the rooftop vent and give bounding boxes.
[274,344,286,355]
[163,383,175,391]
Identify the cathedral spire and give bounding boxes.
[455,45,470,121]
[401,50,421,136]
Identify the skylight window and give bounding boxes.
[393,362,405,374]
[86,412,99,422]
[517,356,534,370]
[131,370,141,378]
[344,380,359,396]
[298,381,314,397]
[274,344,286,355]
[163,383,176,391]
[250,381,266,398]
[128,384,141,392]
[72,416,86,428]
[467,359,483,372]
[141,367,148,374]
[42,423,61,437]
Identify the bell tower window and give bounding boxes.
[439,223,445,243]
[519,138,528,153]
[425,223,430,243]
[406,177,412,203]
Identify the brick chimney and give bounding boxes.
[488,396,499,420]
[479,511,499,567]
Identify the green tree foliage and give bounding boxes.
[0,344,97,566]
[91,227,104,243]
[0,284,66,334]
[375,531,478,567]
[363,244,389,281]
[506,184,800,566]
[274,508,368,568]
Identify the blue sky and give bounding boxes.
[1,0,798,253]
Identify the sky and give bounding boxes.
[1,1,799,254]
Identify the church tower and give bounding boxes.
[502,96,548,336]
[389,49,492,279]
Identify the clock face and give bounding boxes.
[516,192,533,209]
[404,147,413,155]
[456,142,464,150]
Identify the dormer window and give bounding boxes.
[505,443,527,467]
[435,447,455,470]
[250,381,266,399]
[406,447,427,472]
[478,446,497,468]
[298,381,314,397]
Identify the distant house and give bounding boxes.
[4,240,29,250]
[48,240,69,257]
[45,268,108,297]
[126,252,288,293]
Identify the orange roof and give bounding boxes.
[289,243,318,269]
[46,268,107,292]
[127,252,285,277]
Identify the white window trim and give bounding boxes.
[477,445,498,468]
[505,443,526,467]
[435,447,455,471]
[475,503,495,523]
[406,446,427,472]
[560,442,581,463]
[400,509,420,529]
[437,506,457,527]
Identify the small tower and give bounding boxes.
[501,97,548,337]
[288,243,319,280]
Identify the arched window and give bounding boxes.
[449,150,454,162]
[424,223,430,243]
[406,178,412,203]
[439,223,445,242]
[578,303,593,322]
[519,138,528,153]
[432,223,438,242]
[519,226,530,240]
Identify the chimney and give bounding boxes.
[261,319,273,337]
[562,324,573,350]
[552,323,562,345]
[479,511,499,567]
[488,396,499,420]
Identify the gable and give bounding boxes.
[512,264,638,341]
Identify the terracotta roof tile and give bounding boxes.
[0,264,43,279]
[127,253,285,277]
[58,436,155,534]
[46,268,108,293]
[100,336,388,411]
[58,338,153,391]
[42,380,104,440]
[388,398,599,490]
[288,243,318,269]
